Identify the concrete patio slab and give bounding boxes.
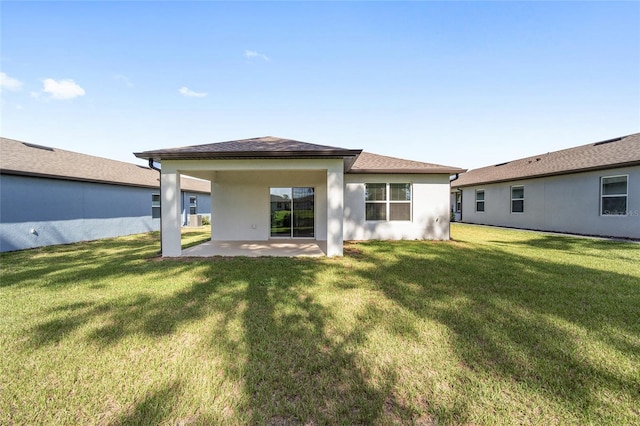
[182,239,327,257]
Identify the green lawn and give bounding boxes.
[1,224,639,425]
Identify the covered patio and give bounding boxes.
[182,239,327,257]
[135,137,361,257]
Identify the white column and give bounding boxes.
[326,164,344,256]
[161,169,182,257]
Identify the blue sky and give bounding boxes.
[1,1,638,170]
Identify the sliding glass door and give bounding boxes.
[270,187,314,238]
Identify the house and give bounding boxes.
[451,133,640,239]
[134,136,465,257]
[0,137,211,252]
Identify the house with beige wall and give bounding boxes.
[451,133,640,239]
[135,137,465,257]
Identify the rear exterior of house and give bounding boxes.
[135,137,465,257]
[451,133,640,239]
[0,137,211,252]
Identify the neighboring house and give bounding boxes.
[134,136,465,257]
[0,137,211,252]
[451,133,640,239]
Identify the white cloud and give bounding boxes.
[179,86,207,98]
[42,78,86,100]
[244,50,270,61]
[114,74,133,87]
[0,72,23,91]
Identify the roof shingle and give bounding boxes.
[134,136,465,174]
[349,151,466,174]
[134,136,362,160]
[0,137,210,193]
[452,133,640,187]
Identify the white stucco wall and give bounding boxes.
[210,169,328,241]
[458,166,640,239]
[159,157,345,255]
[343,173,452,240]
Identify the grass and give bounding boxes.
[1,223,639,425]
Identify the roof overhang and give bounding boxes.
[349,167,467,174]
[134,149,363,163]
[0,168,159,189]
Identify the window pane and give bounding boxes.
[512,200,524,213]
[366,203,386,220]
[390,203,410,220]
[271,188,292,237]
[476,201,485,212]
[390,184,411,201]
[602,197,627,215]
[476,191,484,201]
[511,186,524,199]
[152,206,161,219]
[365,184,386,201]
[602,176,627,195]
[293,187,314,238]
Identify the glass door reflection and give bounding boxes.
[270,187,314,238]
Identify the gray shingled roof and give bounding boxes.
[134,136,362,161]
[0,137,210,193]
[349,151,466,174]
[135,136,464,174]
[452,133,640,188]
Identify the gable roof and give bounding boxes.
[349,151,466,174]
[0,137,210,193]
[134,136,362,162]
[452,133,640,188]
[134,136,465,174]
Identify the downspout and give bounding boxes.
[149,159,162,254]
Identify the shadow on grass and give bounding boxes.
[16,251,400,423]
[0,228,211,290]
[236,274,395,423]
[5,230,640,423]
[352,237,640,423]
[109,381,182,426]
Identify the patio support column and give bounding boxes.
[326,164,344,256]
[161,169,182,257]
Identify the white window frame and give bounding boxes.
[511,185,524,214]
[151,192,160,219]
[189,195,197,215]
[365,183,412,222]
[600,175,628,217]
[475,190,485,213]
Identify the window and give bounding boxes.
[152,193,160,219]
[511,186,524,213]
[365,183,411,221]
[475,190,485,212]
[189,196,197,215]
[601,175,628,216]
[455,192,462,212]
